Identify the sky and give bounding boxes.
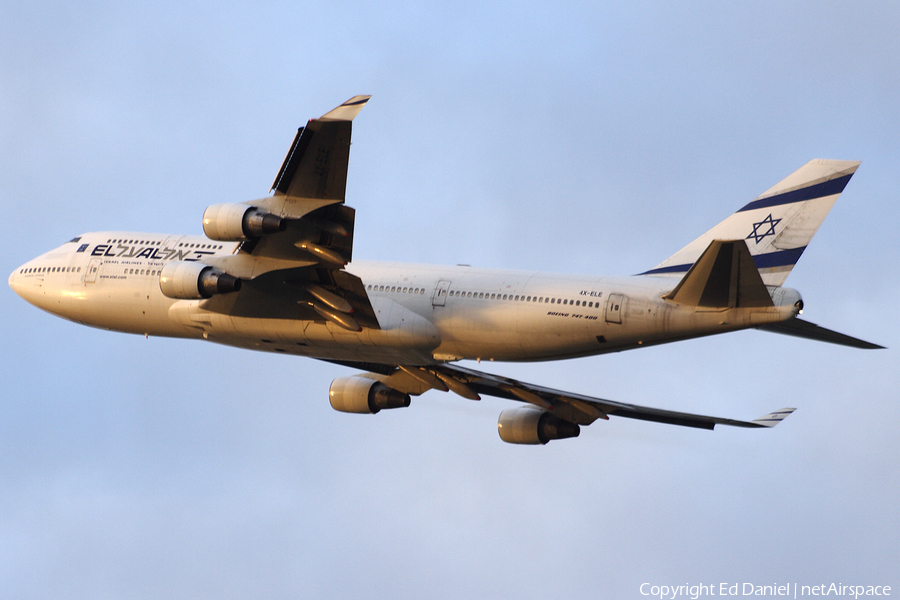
[2,1,898,598]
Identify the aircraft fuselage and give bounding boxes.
[9,232,799,366]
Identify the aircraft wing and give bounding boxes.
[343,361,795,430]
[206,97,378,331]
[243,95,371,264]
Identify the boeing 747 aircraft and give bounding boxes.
[9,96,882,444]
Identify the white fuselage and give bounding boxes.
[9,232,800,366]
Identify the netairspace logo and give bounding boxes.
[639,583,891,600]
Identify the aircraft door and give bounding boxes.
[161,235,182,255]
[85,258,102,284]
[432,280,452,307]
[605,293,625,324]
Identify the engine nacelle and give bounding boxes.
[159,261,242,299]
[202,203,286,241]
[497,407,580,445]
[329,376,411,414]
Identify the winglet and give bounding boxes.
[751,407,796,428]
[320,95,371,121]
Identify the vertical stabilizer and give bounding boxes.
[642,160,860,286]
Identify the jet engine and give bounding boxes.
[202,203,286,241]
[159,261,242,299]
[329,376,411,414]
[497,407,580,444]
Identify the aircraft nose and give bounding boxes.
[9,261,45,307]
[9,265,21,295]
[9,263,31,302]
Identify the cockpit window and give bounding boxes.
[68,236,82,243]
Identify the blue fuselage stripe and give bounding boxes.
[737,174,852,213]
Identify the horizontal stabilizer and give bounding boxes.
[663,239,773,308]
[757,318,884,349]
[752,408,796,428]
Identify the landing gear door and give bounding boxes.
[432,280,452,307]
[606,293,625,324]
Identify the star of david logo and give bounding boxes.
[746,213,782,244]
